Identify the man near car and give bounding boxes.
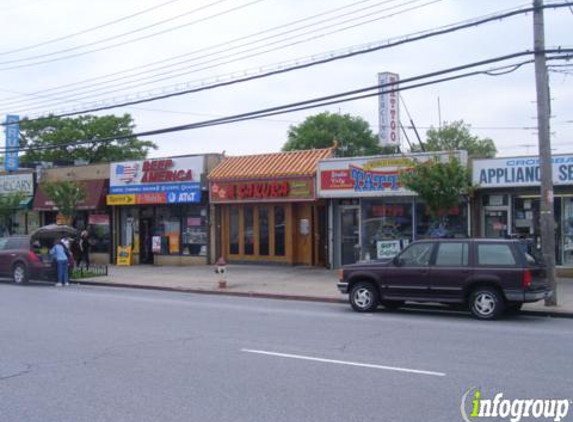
[50,239,69,287]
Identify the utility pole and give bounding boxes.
[533,0,557,306]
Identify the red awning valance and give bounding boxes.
[33,179,108,211]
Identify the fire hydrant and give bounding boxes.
[214,257,227,289]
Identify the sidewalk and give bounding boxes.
[77,265,573,318]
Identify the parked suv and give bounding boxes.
[0,236,55,283]
[337,239,551,320]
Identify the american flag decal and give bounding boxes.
[116,163,139,184]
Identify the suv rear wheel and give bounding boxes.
[13,263,29,284]
[350,282,379,312]
[469,287,505,320]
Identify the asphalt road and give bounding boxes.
[1,281,572,422]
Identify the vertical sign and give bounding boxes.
[378,73,400,146]
[4,115,19,171]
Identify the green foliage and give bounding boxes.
[422,120,497,159]
[282,112,387,157]
[20,114,157,164]
[41,181,86,219]
[0,192,28,233]
[400,156,473,220]
[0,191,27,218]
[71,268,105,279]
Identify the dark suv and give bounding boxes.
[337,239,551,320]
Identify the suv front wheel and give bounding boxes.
[469,287,505,320]
[349,281,380,312]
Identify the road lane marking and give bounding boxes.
[241,349,446,377]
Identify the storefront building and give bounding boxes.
[33,163,111,264]
[318,151,469,268]
[107,154,221,265]
[209,149,332,266]
[0,170,39,235]
[472,154,573,267]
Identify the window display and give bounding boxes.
[416,202,468,239]
[361,199,412,260]
[182,207,207,256]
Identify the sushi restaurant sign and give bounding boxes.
[472,155,573,188]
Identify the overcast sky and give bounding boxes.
[1,0,571,159]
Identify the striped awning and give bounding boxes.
[208,148,333,181]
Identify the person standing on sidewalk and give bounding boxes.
[79,230,90,270]
[50,239,69,287]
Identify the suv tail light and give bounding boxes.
[27,251,40,263]
[522,269,532,288]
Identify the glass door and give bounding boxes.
[483,209,508,238]
[563,198,573,266]
[340,207,360,265]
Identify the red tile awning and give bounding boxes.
[33,179,108,211]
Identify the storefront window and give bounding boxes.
[155,207,181,255]
[416,202,468,239]
[182,207,207,256]
[87,214,111,253]
[362,199,413,260]
[244,206,254,255]
[512,197,540,239]
[563,198,573,266]
[274,205,285,256]
[259,206,269,256]
[230,207,239,255]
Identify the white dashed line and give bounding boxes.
[241,348,446,377]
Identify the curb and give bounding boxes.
[76,280,345,304]
[74,280,573,319]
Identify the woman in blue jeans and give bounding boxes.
[50,239,69,286]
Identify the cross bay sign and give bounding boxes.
[473,155,573,188]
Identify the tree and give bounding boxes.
[422,120,497,158]
[282,112,388,157]
[20,114,157,164]
[0,191,28,235]
[41,181,86,225]
[400,155,473,223]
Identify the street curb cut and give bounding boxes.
[74,280,573,319]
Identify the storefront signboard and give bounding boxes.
[210,177,315,203]
[472,154,573,188]
[317,151,466,198]
[0,173,33,196]
[109,156,203,204]
[376,240,401,259]
[116,246,132,266]
[378,72,400,146]
[88,214,110,225]
[106,194,135,206]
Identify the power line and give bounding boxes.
[0,0,264,70]
[7,50,572,154]
[8,4,573,124]
[1,0,436,110]
[0,0,188,56]
[0,0,380,105]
